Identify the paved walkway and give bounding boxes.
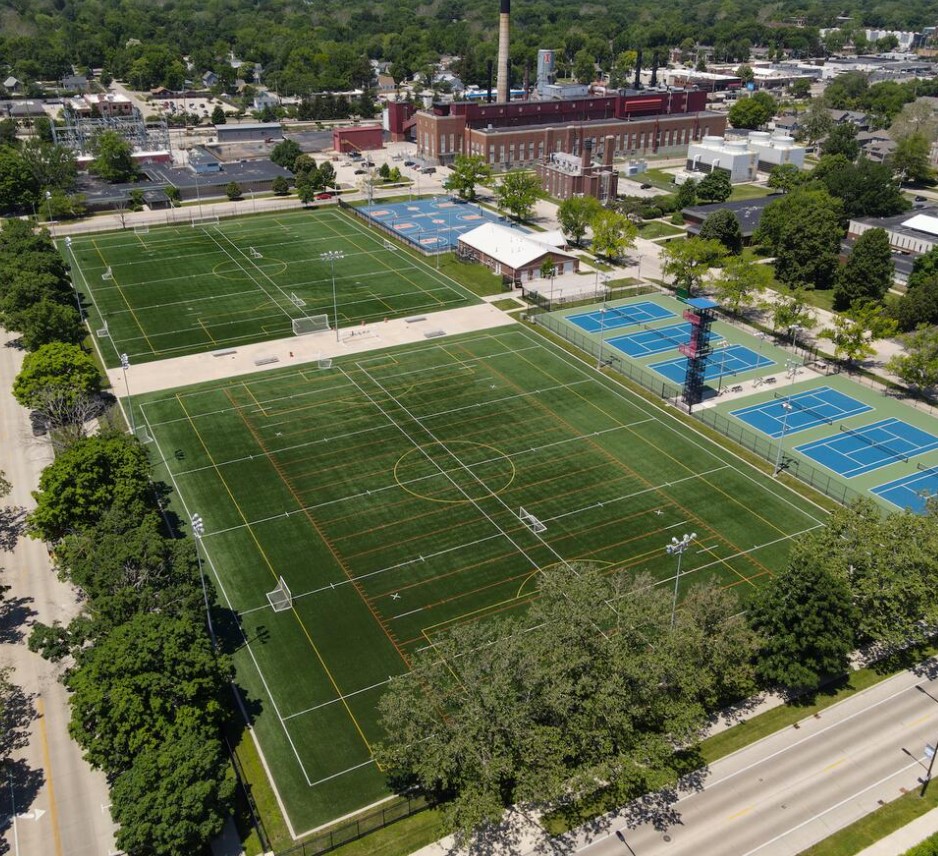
[109,303,517,397]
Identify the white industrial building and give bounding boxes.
[677,132,805,183]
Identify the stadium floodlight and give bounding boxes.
[596,287,610,370]
[191,513,217,645]
[666,531,696,630]
[45,189,53,225]
[773,401,793,477]
[119,353,136,437]
[320,250,345,342]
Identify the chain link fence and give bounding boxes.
[532,311,866,507]
[276,793,431,856]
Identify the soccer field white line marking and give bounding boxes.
[282,677,394,722]
[140,402,310,836]
[204,227,300,322]
[63,241,124,363]
[307,758,375,788]
[138,403,316,796]
[520,328,830,527]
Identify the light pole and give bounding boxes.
[773,401,793,476]
[191,513,217,646]
[596,289,609,370]
[320,250,345,342]
[119,353,136,437]
[717,340,729,393]
[667,532,697,630]
[44,189,54,224]
[790,323,802,354]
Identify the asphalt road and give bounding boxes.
[0,328,116,856]
[573,662,938,856]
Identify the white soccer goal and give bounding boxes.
[191,214,220,228]
[318,354,333,369]
[249,247,263,259]
[383,239,398,251]
[95,321,109,339]
[292,314,330,336]
[266,575,293,612]
[134,224,149,235]
[290,292,306,308]
[101,266,113,281]
[518,507,547,534]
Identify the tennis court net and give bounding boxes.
[838,423,909,464]
[774,392,834,426]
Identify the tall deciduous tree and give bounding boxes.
[12,342,100,411]
[756,187,843,289]
[661,237,726,296]
[767,163,804,193]
[887,327,938,395]
[820,123,860,161]
[890,132,932,184]
[712,255,772,316]
[695,170,732,204]
[728,92,776,130]
[819,304,898,367]
[800,98,834,146]
[443,154,492,202]
[749,559,857,693]
[28,432,151,542]
[90,131,137,183]
[770,288,816,336]
[557,195,602,246]
[494,170,540,222]
[833,227,894,310]
[590,209,636,261]
[698,208,743,254]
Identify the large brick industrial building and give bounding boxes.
[405,90,726,170]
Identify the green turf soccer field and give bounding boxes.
[62,209,478,368]
[135,325,825,836]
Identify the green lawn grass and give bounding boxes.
[137,326,824,835]
[637,220,685,239]
[797,786,938,856]
[64,208,479,367]
[490,298,525,311]
[729,184,775,201]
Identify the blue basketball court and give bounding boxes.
[568,302,675,334]
[795,418,938,478]
[872,467,938,513]
[607,323,725,358]
[649,345,774,384]
[731,386,873,439]
[358,197,524,251]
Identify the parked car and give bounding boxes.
[915,195,928,202]
[404,160,416,167]
[420,166,436,174]
[640,183,652,189]
[29,412,48,437]
[353,168,367,174]
[315,192,333,200]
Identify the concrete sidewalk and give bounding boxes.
[854,807,938,856]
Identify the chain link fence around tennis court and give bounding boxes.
[532,311,866,508]
[276,793,431,856]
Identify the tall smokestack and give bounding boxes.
[496,0,510,103]
[487,59,494,103]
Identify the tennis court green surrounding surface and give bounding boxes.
[62,209,478,368]
[136,325,824,834]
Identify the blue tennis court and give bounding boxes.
[608,323,725,358]
[872,468,938,513]
[650,345,774,384]
[568,302,675,334]
[357,197,524,251]
[795,418,938,478]
[731,386,873,439]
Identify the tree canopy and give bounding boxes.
[443,154,492,202]
[494,170,540,222]
[557,195,602,246]
[833,227,894,310]
[698,208,742,254]
[12,342,101,412]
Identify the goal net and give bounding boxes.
[101,266,113,281]
[318,354,333,369]
[267,575,293,612]
[290,292,306,308]
[191,214,220,228]
[249,247,263,259]
[293,314,330,336]
[96,321,109,339]
[518,507,547,534]
[383,239,398,251]
[134,224,150,235]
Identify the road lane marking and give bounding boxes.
[740,756,923,855]
[823,758,846,773]
[36,697,64,856]
[728,806,753,821]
